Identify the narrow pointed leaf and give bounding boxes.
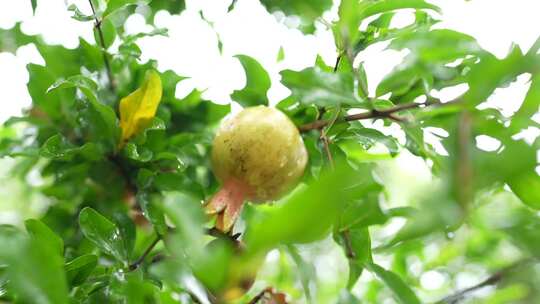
[366,262,421,304]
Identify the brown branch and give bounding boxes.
[129,234,161,271]
[298,100,437,132]
[438,259,535,304]
[88,0,115,92]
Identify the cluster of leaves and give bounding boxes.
[0,0,539,303]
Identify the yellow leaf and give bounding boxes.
[119,70,162,147]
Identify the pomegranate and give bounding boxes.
[206,106,308,231]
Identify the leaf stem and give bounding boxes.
[88,0,115,92]
[128,234,161,271]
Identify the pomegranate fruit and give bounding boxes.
[206,106,308,231]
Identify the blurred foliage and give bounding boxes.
[0,0,539,303]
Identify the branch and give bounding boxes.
[438,259,535,304]
[298,99,444,132]
[129,234,161,271]
[88,0,115,92]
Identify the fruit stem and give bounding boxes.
[205,178,250,232]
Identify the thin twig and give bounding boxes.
[321,133,335,169]
[248,287,273,304]
[129,234,161,271]
[333,55,342,72]
[319,105,340,170]
[438,259,535,304]
[88,0,115,92]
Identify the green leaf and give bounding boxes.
[503,211,540,257]
[67,4,94,22]
[509,74,540,133]
[335,227,372,290]
[123,142,153,162]
[335,0,440,49]
[508,172,540,210]
[339,194,387,230]
[0,23,37,54]
[385,193,461,249]
[245,162,359,252]
[40,134,103,161]
[340,127,400,156]
[103,0,141,17]
[138,193,168,236]
[287,245,315,303]
[24,219,64,257]
[281,67,362,107]
[112,212,136,260]
[109,269,159,302]
[31,0,37,14]
[366,262,421,304]
[231,55,270,107]
[277,46,285,62]
[65,254,98,286]
[334,0,363,49]
[0,226,69,304]
[93,18,117,49]
[160,192,205,256]
[464,47,531,106]
[46,74,120,149]
[79,207,129,263]
[490,139,540,210]
[47,75,98,94]
[260,0,332,34]
[376,62,422,97]
[148,0,185,16]
[389,29,482,62]
[358,0,440,22]
[337,291,361,304]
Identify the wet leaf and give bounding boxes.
[79,207,129,263]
